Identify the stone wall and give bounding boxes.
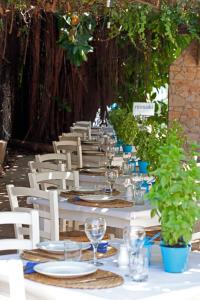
[169,40,200,142]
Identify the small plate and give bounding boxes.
[80,194,116,202]
[34,261,97,278]
[37,241,90,253]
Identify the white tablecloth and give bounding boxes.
[1,246,200,300]
[27,196,159,228]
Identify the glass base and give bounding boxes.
[130,274,148,282]
[90,261,104,266]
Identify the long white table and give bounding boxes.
[27,196,159,229]
[1,246,200,300]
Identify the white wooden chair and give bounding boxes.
[70,126,91,140]
[53,139,83,169]
[35,153,69,164]
[0,210,39,251]
[28,170,79,191]
[74,121,92,128]
[28,171,80,231]
[61,132,85,139]
[6,185,59,241]
[29,161,66,173]
[0,260,25,300]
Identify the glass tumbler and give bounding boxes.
[63,241,82,261]
[129,247,149,282]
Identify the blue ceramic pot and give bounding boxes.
[116,139,123,147]
[138,160,149,174]
[160,243,190,273]
[122,144,132,153]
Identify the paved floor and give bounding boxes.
[0,151,34,238]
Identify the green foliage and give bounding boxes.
[57,12,96,67]
[108,108,127,135]
[135,119,168,171]
[148,122,200,246]
[117,112,139,145]
[110,3,200,106]
[108,108,139,145]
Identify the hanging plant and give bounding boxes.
[57,12,96,67]
[109,2,200,107]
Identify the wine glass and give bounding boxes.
[106,144,115,168]
[84,217,106,266]
[105,169,118,193]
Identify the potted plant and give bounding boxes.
[108,107,127,148]
[117,112,138,153]
[108,108,138,153]
[148,123,200,273]
[135,120,167,173]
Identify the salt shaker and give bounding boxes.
[117,244,129,268]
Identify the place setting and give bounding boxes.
[23,217,124,289]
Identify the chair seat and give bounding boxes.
[145,226,161,241]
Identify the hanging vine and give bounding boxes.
[109,1,200,108]
[57,12,96,66]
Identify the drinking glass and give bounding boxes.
[123,226,145,253]
[129,247,149,282]
[106,145,115,167]
[63,241,82,261]
[133,188,146,205]
[105,169,118,192]
[84,217,106,266]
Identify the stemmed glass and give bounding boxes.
[105,169,118,193]
[106,144,115,168]
[84,217,106,266]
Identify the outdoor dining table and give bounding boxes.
[27,173,159,229]
[1,246,200,300]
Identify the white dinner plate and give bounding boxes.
[37,241,90,253]
[34,261,97,278]
[80,194,116,202]
[73,187,101,193]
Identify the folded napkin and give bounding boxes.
[24,261,39,274]
[89,242,108,253]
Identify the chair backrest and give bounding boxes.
[6,185,59,241]
[74,121,91,128]
[0,210,39,250]
[29,161,66,173]
[53,139,82,169]
[28,171,79,191]
[0,260,25,300]
[35,153,71,170]
[62,132,85,139]
[70,126,91,140]
[59,135,82,142]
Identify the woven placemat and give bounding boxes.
[25,269,124,289]
[60,230,110,242]
[67,197,133,208]
[21,246,118,263]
